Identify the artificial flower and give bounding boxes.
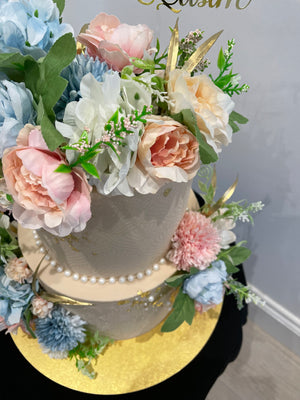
[4,257,32,284]
[31,296,53,319]
[56,71,151,196]
[2,124,92,236]
[0,80,36,157]
[183,260,228,305]
[168,69,234,153]
[211,209,236,249]
[128,116,200,194]
[78,12,153,72]
[54,54,110,121]
[0,267,34,327]
[35,306,86,353]
[167,210,221,271]
[0,0,73,59]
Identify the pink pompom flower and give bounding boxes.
[2,124,92,237]
[78,12,153,72]
[167,211,221,271]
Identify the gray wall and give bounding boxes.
[63,1,300,324]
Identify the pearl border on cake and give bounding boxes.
[32,230,166,285]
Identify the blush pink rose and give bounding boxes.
[128,116,200,194]
[78,13,153,72]
[2,124,92,237]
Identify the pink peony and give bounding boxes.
[128,116,200,194]
[78,13,153,72]
[167,211,221,271]
[2,124,92,237]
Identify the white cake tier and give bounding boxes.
[35,181,192,279]
[18,189,199,340]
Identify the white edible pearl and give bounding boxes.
[160,258,166,264]
[39,247,45,253]
[81,275,88,283]
[73,273,80,281]
[109,277,116,284]
[119,276,126,284]
[137,272,144,280]
[148,296,155,303]
[32,230,37,235]
[127,274,135,282]
[90,277,97,284]
[145,268,152,276]
[153,263,160,271]
[45,254,50,261]
[56,266,63,273]
[64,270,71,277]
[33,234,39,240]
[50,260,57,267]
[98,278,106,285]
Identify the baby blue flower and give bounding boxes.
[35,306,86,353]
[0,0,73,59]
[0,79,36,157]
[0,268,34,326]
[183,260,228,305]
[55,54,110,120]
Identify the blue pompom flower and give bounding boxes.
[183,260,228,305]
[0,0,73,59]
[35,306,86,353]
[55,53,110,120]
[0,79,36,157]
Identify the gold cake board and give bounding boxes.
[11,303,222,395]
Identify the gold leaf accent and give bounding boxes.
[165,18,179,81]
[38,291,93,306]
[182,30,223,74]
[32,256,93,306]
[206,175,239,217]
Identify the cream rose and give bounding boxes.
[168,70,235,153]
[128,116,200,194]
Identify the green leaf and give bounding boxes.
[161,289,195,332]
[229,111,249,133]
[37,97,65,150]
[165,273,189,288]
[219,246,251,274]
[54,164,73,173]
[53,0,65,15]
[130,57,155,71]
[0,52,37,82]
[217,48,226,71]
[171,109,218,164]
[81,162,100,179]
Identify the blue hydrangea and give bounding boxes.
[35,306,86,353]
[0,79,36,157]
[0,267,34,327]
[183,260,228,305]
[0,0,73,59]
[55,54,110,120]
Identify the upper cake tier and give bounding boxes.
[35,181,192,280]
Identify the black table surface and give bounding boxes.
[1,265,248,400]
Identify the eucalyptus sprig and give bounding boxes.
[225,278,265,310]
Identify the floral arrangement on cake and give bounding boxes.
[0,0,264,378]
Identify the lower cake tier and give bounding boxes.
[18,191,199,340]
